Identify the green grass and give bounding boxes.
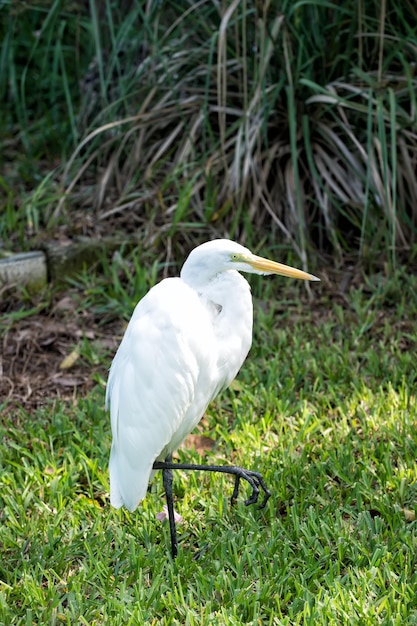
[1,266,417,624]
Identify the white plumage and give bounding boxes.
[106,239,318,512]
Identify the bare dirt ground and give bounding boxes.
[1,291,120,415]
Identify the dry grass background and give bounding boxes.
[1,0,417,268]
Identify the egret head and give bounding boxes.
[181,239,319,287]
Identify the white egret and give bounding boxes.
[106,239,319,557]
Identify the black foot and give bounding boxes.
[229,467,271,509]
[153,461,271,510]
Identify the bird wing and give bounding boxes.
[106,278,218,511]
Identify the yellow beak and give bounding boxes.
[249,255,320,282]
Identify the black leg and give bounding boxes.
[154,460,271,557]
[153,461,271,509]
[161,454,178,559]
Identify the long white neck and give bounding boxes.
[195,270,253,390]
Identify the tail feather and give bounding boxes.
[109,443,154,512]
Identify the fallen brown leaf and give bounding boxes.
[51,374,84,387]
[402,508,416,522]
[59,348,81,370]
[182,434,216,455]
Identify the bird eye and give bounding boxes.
[231,253,239,261]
